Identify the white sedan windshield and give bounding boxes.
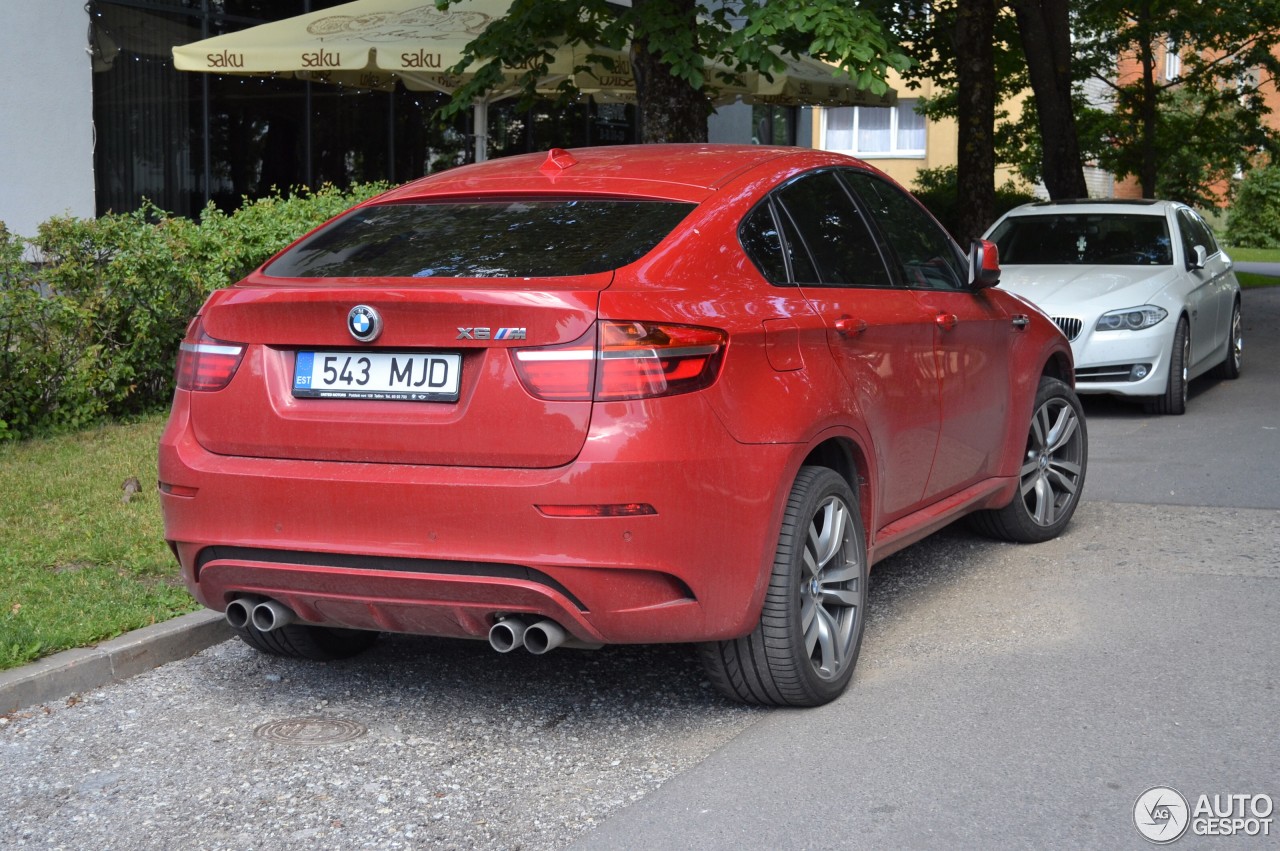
[990,213,1172,266]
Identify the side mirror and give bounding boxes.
[1187,244,1208,271]
[968,238,1001,289]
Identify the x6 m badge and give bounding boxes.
[457,327,527,340]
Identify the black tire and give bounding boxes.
[970,376,1087,544]
[700,466,867,707]
[1145,317,1189,415]
[234,622,379,661]
[1213,299,1242,380]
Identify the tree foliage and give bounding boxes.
[0,185,387,440]
[435,0,909,143]
[910,166,1039,242]
[1225,165,1280,248]
[1008,0,1088,200]
[867,1,1089,204]
[873,0,1280,214]
[1074,0,1280,202]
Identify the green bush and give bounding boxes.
[0,184,388,441]
[1225,165,1280,249]
[911,166,1040,242]
[0,224,74,439]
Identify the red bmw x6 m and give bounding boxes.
[159,144,1086,707]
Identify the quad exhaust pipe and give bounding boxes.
[488,617,568,655]
[224,595,296,632]
[227,600,565,649]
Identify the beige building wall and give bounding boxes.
[811,69,1027,192]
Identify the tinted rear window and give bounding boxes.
[990,213,1173,266]
[265,200,695,278]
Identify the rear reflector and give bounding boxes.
[513,321,726,402]
[535,503,658,518]
[175,317,245,392]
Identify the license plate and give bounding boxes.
[293,351,461,401]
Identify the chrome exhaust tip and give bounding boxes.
[224,596,254,630]
[523,619,567,655]
[250,599,295,632]
[488,617,528,653]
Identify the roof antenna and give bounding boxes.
[540,148,578,176]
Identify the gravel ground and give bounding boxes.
[5,502,1275,849]
[0,634,760,850]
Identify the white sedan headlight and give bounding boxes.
[1095,305,1168,332]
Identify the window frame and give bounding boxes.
[737,168,898,290]
[820,100,927,159]
[838,169,969,292]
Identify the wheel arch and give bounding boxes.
[1042,350,1074,387]
[800,436,872,544]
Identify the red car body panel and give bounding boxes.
[159,144,1072,648]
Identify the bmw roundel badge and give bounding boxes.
[347,304,382,343]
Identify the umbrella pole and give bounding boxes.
[473,100,488,163]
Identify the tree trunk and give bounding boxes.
[953,0,997,245]
[1011,0,1089,199]
[630,0,710,143]
[1137,39,1159,197]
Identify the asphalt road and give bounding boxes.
[2,291,1277,850]
[1077,285,1279,509]
[1235,261,1280,278]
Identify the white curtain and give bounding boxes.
[825,107,855,150]
[896,102,925,153]
[857,107,892,153]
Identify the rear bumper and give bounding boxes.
[159,392,795,645]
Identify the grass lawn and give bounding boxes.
[1237,272,1277,288]
[0,413,197,671]
[1225,246,1280,289]
[1225,246,1280,263]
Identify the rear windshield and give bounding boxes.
[264,199,695,278]
[989,213,1173,266]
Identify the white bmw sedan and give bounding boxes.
[985,200,1243,414]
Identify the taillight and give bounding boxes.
[512,321,726,402]
[597,321,726,400]
[510,326,597,401]
[175,316,245,391]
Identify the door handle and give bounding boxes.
[935,313,958,331]
[834,317,868,336]
[1011,314,1030,330]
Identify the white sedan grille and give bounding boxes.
[1052,316,1083,341]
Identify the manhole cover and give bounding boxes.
[253,717,367,745]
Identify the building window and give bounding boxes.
[822,101,925,158]
[1164,40,1181,81]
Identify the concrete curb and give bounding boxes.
[0,610,232,715]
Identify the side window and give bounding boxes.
[740,203,790,284]
[776,204,820,284]
[739,200,819,285]
[843,171,966,290]
[1188,209,1220,255]
[1176,210,1201,263]
[773,171,892,288]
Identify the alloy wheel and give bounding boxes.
[1229,308,1243,371]
[799,495,863,680]
[1020,397,1085,527]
